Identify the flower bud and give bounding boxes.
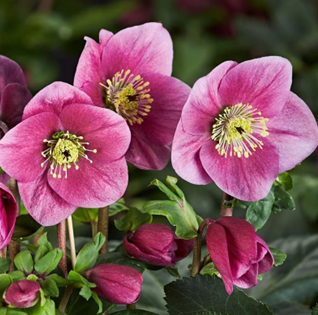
[123,223,194,266]
[85,264,143,304]
[0,183,17,250]
[206,216,274,294]
[4,280,40,308]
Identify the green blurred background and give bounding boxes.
[2,0,318,314]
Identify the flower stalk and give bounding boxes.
[57,220,68,277]
[67,216,76,269]
[220,192,233,217]
[98,206,109,254]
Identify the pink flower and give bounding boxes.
[0,82,130,226]
[123,223,194,266]
[0,55,32,185]
[85,264,143,304]
[74,23,190,170]
[4,280,41,308]
[206,216,273,294]
[172,57,318,201]
[0,183,17,250]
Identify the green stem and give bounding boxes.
[91,220,98,239]
[58,286,74,312]
[98,206,109,254]
[220,192,234,216]
[127,303,136,310]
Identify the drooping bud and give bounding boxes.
[123,223,194,266]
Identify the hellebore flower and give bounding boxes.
[124,223,194,266]
[206,216,273,294]
[74,22,190,170]
[4,280,41,308]
[0,82,131,226]
[172,57,318,201]
[85,264,143,304]
[0,183,17,250]
[0,55,32,184]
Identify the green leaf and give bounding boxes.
[91,291,103,314]
[0,275,12,300]
[245,190,275,231]
[199,262,219,276]
[12,214,44,241]
[26,298,55,315]
[68,271,96,288]
[275,172,293,191]
[34,248,63,275]
[8,271,25,281]
[143,176,200,239]
[79,285,92,301]
[164,275,273,315]
[4,310,28,315]
[111,311,159,315]
[0,258,11,273]
[272,186,296,213]
[34,233,53,262]
[96,252,147,273]
[165,267,181,278]
[74,232,106,273]
[270,248,287,267]
[114,207,152,232]
[14,250,34,273]
[39,278,59,297]
[109,198,129,216]
[46,274,71,287]
[72,208,98,223]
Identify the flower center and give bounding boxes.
[41,131,97,179]
[211,103,269,158]
[101,69,153,125]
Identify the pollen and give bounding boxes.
[100,69,153,125]
[211,103,269,158]
[41,131,97,179]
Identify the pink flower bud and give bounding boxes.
[85,264,143,305]
[123,223,194,266]
[206,216,274,294]
[0,183,17,250]
[5,280,40,308]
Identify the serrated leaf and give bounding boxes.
[245,190,275,231]
[143,177,200,239]
[96,252,147,273]
[79,285,92,301]
[74,232,106,273]
[12,214,44,241]
[39,278,59,297]
[111,311,159,315]
[14,250,34,273]
[200,262,219,276]
[0,258,11,273]
[34,248,63,275]
[269,248,287,267]
[68,271,96,288]
[164,275,273,315]
[276,172,293,191]
[114,207,152,232]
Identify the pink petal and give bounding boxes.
[200,138,279,201]
[267,92,318,173]
[101,23,173,80]
[255,235,274,273]
[216,217,256,279]
[218,56,292,118]
[233,263,258,289]
[172,120,211,184]
[0,55,27,91]
[126,130,170,170]
[23,82,93,120]
[19,173,76,226]
[182,61,237,135]
[0,174,9,185]
[0,83,32,129]
[58,104,131,163]
[206,221,234,294]
[0,112,60,182]
[131,73,190,146]
[99,29,113,51]
[48,157,128,208]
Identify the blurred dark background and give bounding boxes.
[2,0,318,313]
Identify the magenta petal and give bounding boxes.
[23,82,93,120]
[101,23,173,78]
[99,29,113,51]
[0,112,60,182]
[174,238,194,262]
[267,92,318,173]
[233,263,258,289]
[206,222,234,294]
[182,61,237,135]
[59,104,130,162]
[218,56,292,118]
[172,120,211,184]
[19,173,76,226]
[0,83,32,129]
[0,174,9,185]
[216,217,256,279]
[200,138,279,201]
[255,235,274,273]
[48,157,128,208]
